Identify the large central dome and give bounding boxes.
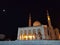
[33,21,41,26]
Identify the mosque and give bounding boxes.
[17,10,60,40]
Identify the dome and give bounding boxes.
[33,21,41,26]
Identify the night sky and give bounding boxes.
[0,0,60,40]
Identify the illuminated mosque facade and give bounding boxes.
[17,10,60,40]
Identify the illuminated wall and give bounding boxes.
[17,25,46,40]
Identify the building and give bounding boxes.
[17,10,60,40]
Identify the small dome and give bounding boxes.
[33,21,41,26]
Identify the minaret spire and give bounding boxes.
[29,13,31,27]
[47,10,52,27]
[47,10,56,40]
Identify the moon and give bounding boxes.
[3,9,5,12]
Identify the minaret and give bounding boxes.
[47,10,52,27]
[47,10,56,40]
[29,13,31,27]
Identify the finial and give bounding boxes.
[47,10,49,16]
[29,13,31,18]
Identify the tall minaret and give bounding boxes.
[47,10,56,40]
[47,10,52,27]
[29,13,31,27]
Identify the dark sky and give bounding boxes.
[0,0,60,40]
